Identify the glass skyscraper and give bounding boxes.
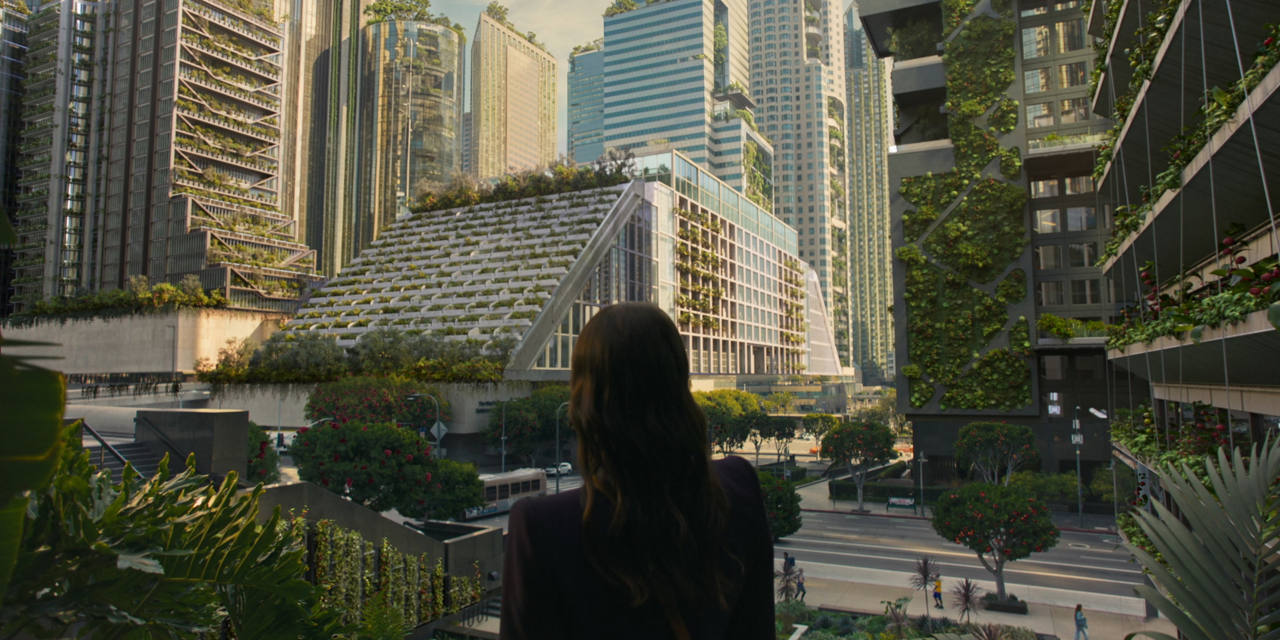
[748,0,852,368]
[601,0,774,209]
[845,4,894,385]
[567,39,604,165]
[355,21,464,245]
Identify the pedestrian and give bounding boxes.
[501,303,774,640]
[796,568,807,602]
[1074,604,1089,640]
[784,552,796,571]
[933,578,943,609]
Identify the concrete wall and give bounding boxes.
[257,482,505,584]
[3,308,287,375]
[211,384,316,428]
[210,381,534,435]
[134,409,249,482]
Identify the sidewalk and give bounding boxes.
[803,575,1174,639]
[793,477,1119,535]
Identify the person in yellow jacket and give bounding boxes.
[933,578,943,609]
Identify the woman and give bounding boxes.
[1074,604,1089,640]
[500,303,774,639]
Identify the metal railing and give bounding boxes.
[80,421,129,469]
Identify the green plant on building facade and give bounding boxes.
[896,0,1033,411]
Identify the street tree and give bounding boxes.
[820,418,895,511]
[954,421,1037,485]
[757,471,801,541]
[931,483,1059,601]
[486,399,540,466]
[694,390,752,455]
[800,413,841,443]
[762,416,798,464]
[289,420,482,520]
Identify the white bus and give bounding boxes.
[462,468,548,520]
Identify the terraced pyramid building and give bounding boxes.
[284,151,842,380]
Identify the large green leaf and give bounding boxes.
[0,345,65,601]
[1125,438,1280,640]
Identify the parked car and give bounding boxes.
[543,462,573,476]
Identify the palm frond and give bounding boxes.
[1125,437,1280,640]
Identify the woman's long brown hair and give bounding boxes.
[570,303,735,637]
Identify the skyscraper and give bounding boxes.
[9,0,111,308]
[354,20,464,243]
[98,0,317,311]
[844,4,894,385]
[0,0,28,315]
[469,9,556,179]
[567,39,604,165]
[859,0,1122,478]
[748,0,852,367]
[601,0,773,208]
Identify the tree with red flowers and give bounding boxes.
[757,470,801,541]
[288,421,482,520]
[820,418,895,512]
[954,421,1037,485]
[931,483,1059,600]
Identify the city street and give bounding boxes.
[781,509,1149,616]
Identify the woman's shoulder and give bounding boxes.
[510,489,584,540]
[714,456,762,499]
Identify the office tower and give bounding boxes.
[469,9,556,179]
[460,110,473,176]
[354,20,464,244]
[0,0,27,316]
[859,0,1128,478]
[1089,3,1279,466]
[601,0,774,208]
[100,0,316,311]
[844,4,894,385]
[9,0,111,309]
[567,39,604,165]
[748,0,851,367]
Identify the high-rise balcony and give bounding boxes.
[855,0,941,60]
[1100,61,1280,286]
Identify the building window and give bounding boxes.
[1031,178,1059,198]
[1065,206,1096,231]
[1024,68,1051,93]
[1071,279,1102,304]
[1059,97,1089,124]
[1067,242,1096,267]
[1038,281,1065,305]
[1020,0,1049,16]
[1055,19,1086,52]
[1022,26,1051,58]
[1027,102,1054,128]
[1041,355,1067,380]
[1035,209,1061,233]
[1064,175,1093,194]
[1058,61,1088,87]
[1035,245,1062,269]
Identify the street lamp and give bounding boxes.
[1075,407,1085,527]
[555,401,568,494]
[916,453,928,516]
[407,393,445,457]
[500,402,507,473]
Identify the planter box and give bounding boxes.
[983,597,1029,614]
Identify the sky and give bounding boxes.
[429,0,859,155]
[430,0,608,156]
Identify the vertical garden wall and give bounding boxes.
[895,0,1033,411]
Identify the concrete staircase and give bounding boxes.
[83,442,163,482]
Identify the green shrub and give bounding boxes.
[306,376,450,427]
[758,471,802,540]
[247,421,280,483]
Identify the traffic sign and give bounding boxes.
[430,420,448,441]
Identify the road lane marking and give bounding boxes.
[783,535,1144,575]
[776,544,1144,584]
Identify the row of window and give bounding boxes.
[1021,19,1087,58]
[1034,242,1097,269]
[1031,176,1093,197]
[1034,206,1096,233]
[1038,279,1106,306]
[1024,62,1088,93]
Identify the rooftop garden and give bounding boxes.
[2,275,227,327]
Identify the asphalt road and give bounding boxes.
[779,510,1145,600]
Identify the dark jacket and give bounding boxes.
[500,456,774,640]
